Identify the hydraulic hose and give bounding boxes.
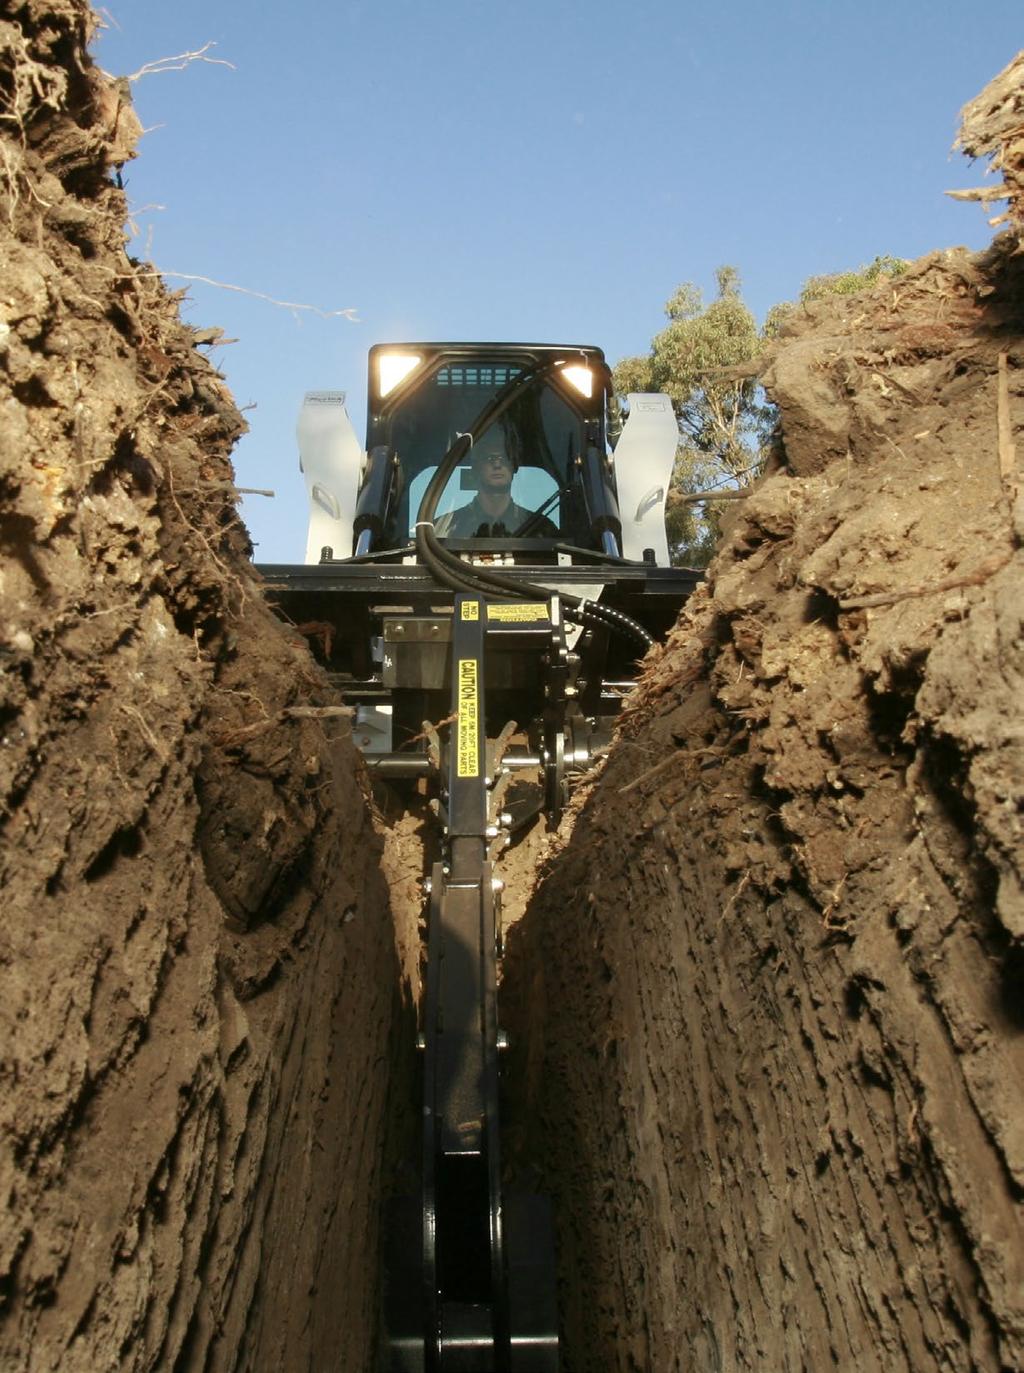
[428,536,652,647]
[429,530,652,651]
[415,404,652,647]
[413,362,655,652]
[416,362,554,525]
[416,500,652,651]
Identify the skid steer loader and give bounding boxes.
[257,343,700,1371]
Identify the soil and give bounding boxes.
[1,6,413,1369]
[2,7,1022,1372]
[502,241,1024,1369]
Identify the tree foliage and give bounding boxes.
[618,257,910,566]
[614,266,771,566]
[764,255,909,337]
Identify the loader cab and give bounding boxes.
[357,342,618,557]
[270,337,697,726]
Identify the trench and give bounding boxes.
[367,775,619,1371]
[3,9,1023,1371]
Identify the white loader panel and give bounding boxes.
[612,392,678,567]
[297,391,363,564]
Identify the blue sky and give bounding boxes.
[95,2,1021,561]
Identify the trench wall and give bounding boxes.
[504,244,1024,1372]
[0,7,403,1368]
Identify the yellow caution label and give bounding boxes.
[461,600,480,621]
[487,602,549,623]
[457,659,479,777]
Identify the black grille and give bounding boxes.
[435,365,521,388]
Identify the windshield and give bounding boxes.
[385,362,588,542]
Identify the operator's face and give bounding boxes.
[473,443,513,496]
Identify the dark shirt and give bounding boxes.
[434,497,557,538]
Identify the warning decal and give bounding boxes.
[487,602,548,623]
[456,659,479,777]
[461,600,480,621]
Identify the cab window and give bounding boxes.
[387,362,585,542]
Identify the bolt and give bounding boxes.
[497,1031,510,1051]
[491,878,504,893]
[485,825,499,840]
[498,812,512,829]
[416,1033,426,1052]
[424,878,432,894]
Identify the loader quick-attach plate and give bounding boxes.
[258,554,701,688]
[259,552,699,616]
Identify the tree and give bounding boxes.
[614,267,772,567]
[618,258,910,566]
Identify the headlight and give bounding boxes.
[378,352,422,397]
[560,364,593,397]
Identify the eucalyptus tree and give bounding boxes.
[614,266,772,565]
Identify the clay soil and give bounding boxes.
[2,6,1023,1372]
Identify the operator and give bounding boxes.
[434,434,557,538]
